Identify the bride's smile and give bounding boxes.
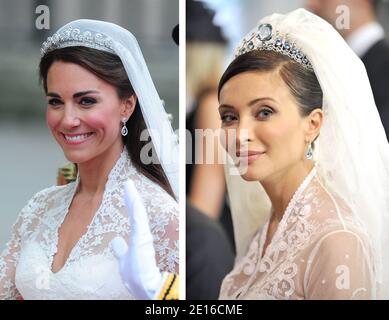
[62,132,96,145]
[45,61,136,165]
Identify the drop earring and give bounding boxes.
[121,118,128,136]
[306,142,313,160]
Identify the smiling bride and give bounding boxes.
[0,19,179,300]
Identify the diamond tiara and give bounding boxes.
[235,23,313,70]
[40,26,115,57]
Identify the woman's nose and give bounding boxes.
[236,117,254,147]
[61,104,81,129]
[222,117,254,156]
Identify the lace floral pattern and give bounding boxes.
[0,150,179,300]
[219,168,375,300]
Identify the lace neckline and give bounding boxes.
[258,164,318,262]
[106,148,131,188]
[232,165,318,297]
[73,148,130,187]
[49,148,130,273]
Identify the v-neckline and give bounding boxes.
[49,176,103,274]
[48,149,128,274]
[257,165,317,263]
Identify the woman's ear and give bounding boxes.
[305,108,324,143]
[121,94,137,120]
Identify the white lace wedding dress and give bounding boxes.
[0,150,179,300]
[219,167,376,300]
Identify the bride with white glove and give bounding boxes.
[0,19,179,300]
[111,180,179,300]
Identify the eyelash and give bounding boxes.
[47,97,97,108]
[79,97,97,106]
[220,107,275,124]
[48,98,62,107]
[220,113,237,125]
[256,107,274,120]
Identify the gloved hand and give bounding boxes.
[110,180,164,299]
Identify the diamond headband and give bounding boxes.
[40,26,115,56]
[235,23,313,70]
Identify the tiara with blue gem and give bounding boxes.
[235,23,313,70]
[40,26,115,57]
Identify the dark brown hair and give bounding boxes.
[218,50,323,117]
[39,46,174,199]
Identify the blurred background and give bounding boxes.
[196,0,389,58]
[0,0,179,248]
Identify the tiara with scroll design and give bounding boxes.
[40,26,115,57]
[235,23,313,70]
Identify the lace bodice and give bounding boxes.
[219,168,375,300]
[0,150,179,300]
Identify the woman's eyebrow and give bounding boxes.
[46,90,100,98]
[248,97,277,106]
[46,92,61,98]
[73,90,100,98]
[218,104,235,110]
[219,97,277,110]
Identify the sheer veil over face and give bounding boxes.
[222,8,389,299]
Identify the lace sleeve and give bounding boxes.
[304,230,374,300]
[0,214,24,300]
[0,188,51,300]
[150,192,179,275]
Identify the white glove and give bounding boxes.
[110,180,164,299]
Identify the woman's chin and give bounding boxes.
[62,149,93,164]
[241,172,260,181]
[240,166,267,182]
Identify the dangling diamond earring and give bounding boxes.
[121,118,128,136]
[306,142,313,160]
